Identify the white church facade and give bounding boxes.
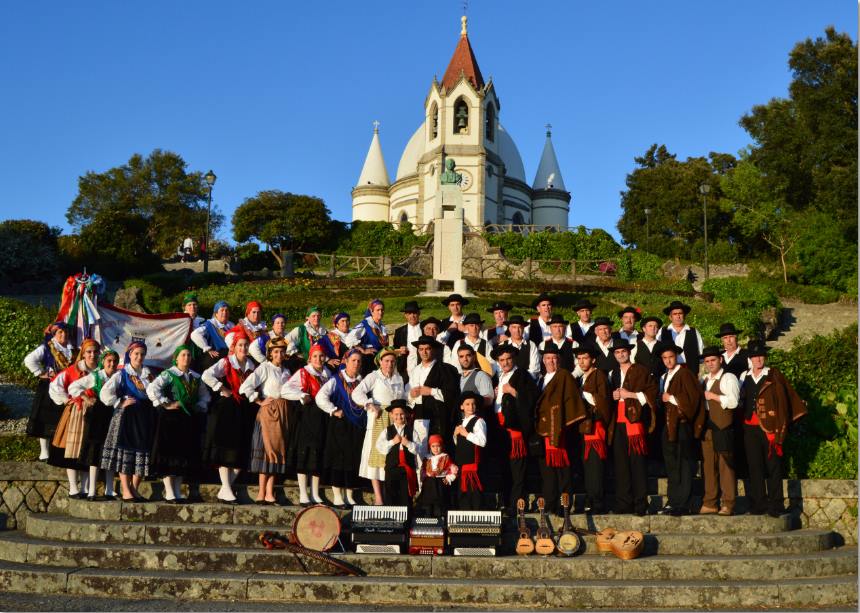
[351,17,571,231]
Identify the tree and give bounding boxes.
[0,220,61,282]
[232,191,335,270]
[66,149,223,258]
[74,210,164,278]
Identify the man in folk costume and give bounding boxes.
[438,293,469,349]
[444,313,494,375]
[590,317,618,374]
[739,340,806,517]
[609,342,658,516]
[482,300,512,345]
[614,306,642,344]
[48,338,101,499]
[318,312,352,372]
[716,323,750,380]
[526,292,570,344]
[455,345,494,411]
[190,301,235,372]
[374,399,424,508]
[250,313,288,365]
[286,305,327,369]
[574,345,612,514]
[282,343,332,506]
[657,343,704,516]
[407,336,460,455]
[699,346,740,516]
[453,392,486,511]
[393,301,422,382]
[570,299,597,347]
[24,321,75,460]
[632,316,664,379]
[538,314,577,374]
[490,344,538,515]
[496,315,540,380]
[227,301,267,350]
[316,348,365,508]
[347,299,389,376]
[417,433,458,517]
[660,300,704,371]
[534,345,586,516]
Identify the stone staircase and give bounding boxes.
[0,482,855,609]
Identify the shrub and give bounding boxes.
[337,221,426,260]
[0,435,40,461]
[0,220,61,282]
[0,298,55,388]
[699,277,781,339]
[794,212,857,292]
[616,250,664,281]
[485,227,621,265]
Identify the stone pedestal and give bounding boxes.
[431,184,468,294]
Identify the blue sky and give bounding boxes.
[0,1,855,243]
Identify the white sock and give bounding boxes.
[38,438,50,460]
[88,466,99,496]
[297,473,309,504]
[173,476,184,500]
[331,487,344,506]
[217,467,235,501]
[66,469,80,496]
[346,489,357,505]
[80,470,91,497]
[311,475,323,503]
[229,468,240,485]
[104,470,116,497]
[162,476,175,501]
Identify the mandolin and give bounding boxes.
[555,493,583,556]
[534,497,556,555]
[515,498,534,555]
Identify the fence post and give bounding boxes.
[382,256,392,276]
[571,260,577,281]
[328,255,336,278]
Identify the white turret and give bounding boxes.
[351,121,391,222]
[530,124,571,229]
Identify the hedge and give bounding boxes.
[0,298,54,388]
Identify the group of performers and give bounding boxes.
[23,291,807,519]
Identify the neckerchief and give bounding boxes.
[166,370,199,416]
[332,371,365,428]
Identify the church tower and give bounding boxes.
[351,122,391,222]
[531,125,571,228]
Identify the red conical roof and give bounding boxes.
[441,32,484,91]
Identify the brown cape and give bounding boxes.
[535,370,586,447]
[753,367,807,445]
[664,366,704,441]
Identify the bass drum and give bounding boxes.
[291,504,342,552]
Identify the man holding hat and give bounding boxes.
[590,317,618,374]
[570,299,598,346]
[407,335,460,451]
[716,323,750,380]
[538,314,577,373]
[575,345,612,514]
[393,301,422,381]
[699,346,740,516]
[495,315,540,379]
[420,317,443,342]
[660,300,704,370]
[739,340,806,516]
[375,398,423,508]
[482,301,512,345]
[439,293,469,349]
[614,306,642,344]
[632,316,664,379]
[657,343,704,516]
[444,313,494,373]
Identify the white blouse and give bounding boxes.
[239,361,291,403]
[146,366,211,410]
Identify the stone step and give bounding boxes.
[23,514,833,556]
[0,559,854,608]
[63,497,792,534]
[0,532,854,581]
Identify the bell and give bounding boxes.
[457,115,466,129]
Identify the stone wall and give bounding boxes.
[787,479,858,544]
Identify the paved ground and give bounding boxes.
[770,299,857,350]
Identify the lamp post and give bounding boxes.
[699,183,710,281]
[643,208,651,252]
[203,170,217,273]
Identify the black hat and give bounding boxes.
[401,301,421,313]
[701,346,724,360]
[572,299,597,311]
[442,293,469,306]
[531,292,554,309]
[715,322,740,338]
[593,316,613,329]
[459,391,483,407]
[640,315,663,329]
[656,342,683,355]
[573,345,599,358]
[486,300,513,314]
[663,300,692,316]
[548,314,569,326]
[491,344,520,360]
[412,335,443,349]
[617,306,642,321]
[386,398,411,413]
[420,316,443,330]
[746,339,770,357]
[540,344,561,356]
[612,341,635,353]
[462,313,484,326]
[504,315,528,327]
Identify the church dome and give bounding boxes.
[395,123,426,181]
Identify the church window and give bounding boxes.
[430,103,439,140]
[485,104,495,142]
[512,212,525,229]
[399,211,409,225]
[453,98,469,134]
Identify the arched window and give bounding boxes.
[485,103,495,142]
[453,98,469,134]
[430,103,439,140]
[399,211,409,225]
[512,212,525,230]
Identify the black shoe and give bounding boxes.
[657,505,674,515]
[748,508,767,516]
[68,492,86,500]
[767,509,784,518]
[334,503,348,510]
[670,508,687,517]
[122,496,139,503]
[216,497,239,506]
[133,496,148,503]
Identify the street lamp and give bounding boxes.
[699,183,710,281]
[203,170,217,273]
[643,208,651,252]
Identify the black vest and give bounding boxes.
[485,326,506,344]
[660,326,701,367]
[571,322,596,346]
[454,416,480,466]
[593,341,618,375]
[441,318,465,349]
[528,319,549,346]
[385,423,416,471]
[722,349,750,380]
[512,342,532,372]
[741,374,765,420]
[634,338,664,378]
[540,339,575,373]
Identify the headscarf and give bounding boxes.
[308,343,326,359]
[98,348,119,368]
[374,347,398,366]
[245,301,262,318]
[94,349,119,395]
[271,313,287,325]
[172,343,193,367]
[306,305,322,318]
[428,434,444,449]
[213,301,230,315]
[332,312,350,326]
[229,327,250,353]
[364,299,384,319]
[124,341,147,367]
[41,321,69,372]
[182,293,198,306]
[76,338,101,362]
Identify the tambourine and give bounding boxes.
[291,504,341,552]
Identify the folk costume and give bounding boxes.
[481,301,512,345]
[538,335,577,374]
[495,320,541,379]
[226,301,267,363]
[286,306,327,372]
[660,301,704,369]
[716,323,750,379]
[374,399,424,508]
[458,366,494,412]
[190,301,235,372]
[406,337,461,455]
[347,300,389,376]
[576,347,612,514]
[438,293,469,349]
[416,434,458,516]
[590,318,618,375]
[393,302,422,381]
[318,312,352,372]
[570,299,598,347]
[632,334,664,379]
[451,394,487,511]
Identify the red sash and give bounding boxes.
[544,430,569,468]
[299,368,323,398]
[399,447,418,497]
[744,412,782,457]
[616,400,648,456]
[460,445,483,492]
[222,358,249,404]
[496,413,526,460]
[583,420,607,461]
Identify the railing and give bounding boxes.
[293,252,393,277]
[350,221,602,236]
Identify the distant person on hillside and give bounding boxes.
[182,237,193,262]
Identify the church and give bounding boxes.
[351,16,571,231]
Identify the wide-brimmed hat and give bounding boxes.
[486,301,513,314]
[420,317,443,330]
[401,301,421,313]
[442,293,469,306]
[459,391,484,407]
[612,341,635,353]
[746,339,770,357]
[540,344,561,356]
[715,322,740,338]
[663,300,691,316]
[572,299,597,311]
[548,314,569,326]
[504,315,528,327]
[412,335,443,349]
[491,344,520,360]
[462,313,484,326]
[386,398,411,413]
[640,315,663,329]
[617,306,642,321]
[656,342,683,356]
[593,316,613,329]
[531,292,554,309]
[701,346,724,360]
[573,345,599,358]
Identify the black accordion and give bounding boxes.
[351,505,408,554]
[446,510,503,556]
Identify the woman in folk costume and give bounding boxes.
[249,313,287,365]
[240,337,292,505]
[47,338,101,498]
[226,301,267,362]
[190,300,235,373]
[100,341,156,502]
[67,348,120,500]
[24,321,75,461]
[201,327,257,504]
[282,343,332,506]
[374,399,424,508]
[351,347,405,505]
[146,345,211,503]
[453,392,487,511]
[182,293,207,366]
[315,348,365,508]
[318,312,352,372]
[286,306,327,369]
[416,434,457,517]
[347,299,390,376]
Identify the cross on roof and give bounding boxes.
[372,120,380,132]
[545,123,552,136]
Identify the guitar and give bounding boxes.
[534,497,556,555]
[555,493,583,556]
[515,498,534,555]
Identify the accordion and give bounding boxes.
[408,517,445,555]
[447,510,503,556]
[351,505,408,554]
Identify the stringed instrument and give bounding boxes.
[534,497,556,556]
[609,530,645,560]
[515,498,534,555]
[595,527,617,552]
[555,493,583,556]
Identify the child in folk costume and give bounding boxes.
[190,301,235,373]
[453,392,487,511]
[315,348,365,508]
[318,312,353,372]
[146,345,211,503]
[574,345,612,514]
[100,341,156,502]
[286,306,327,370]
[240,337,292,505]
[374,399,424,508]
[249,313,287,365]
[282,343,332,506]
[416,434,458,517]
[201,328,257,504]
[68,348,120,500]
[48,338,101,498]
[347,299,389,376]
[23,321,75,460]
[351,348,406,505]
